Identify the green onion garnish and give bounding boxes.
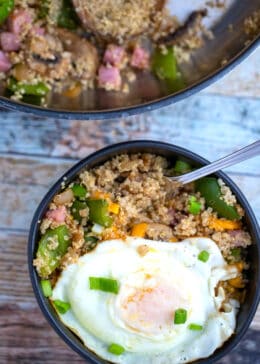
[72,184,87,198]
[40,279,52,297]
[89,277,119,294]
[174,160,191,174]
[174,308,187,324]
[188,323,203,331]
[188,196,202,215]
[53,300,71,314]
[108,343,125,355]
[198,250,210,263]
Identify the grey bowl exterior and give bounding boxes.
[28,140,260,363]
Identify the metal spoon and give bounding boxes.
[170,140,260,185]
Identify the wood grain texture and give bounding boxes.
[0,94,259,173]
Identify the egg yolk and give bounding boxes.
[119,277,189,335]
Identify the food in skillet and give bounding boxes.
[0,0,208,106]
[34,154,252,363]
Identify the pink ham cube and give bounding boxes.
[0,32,20,52]
[103,45,126,68]
[98,65,122,91]
[0,51,11,72]
[8,10,32,35]
[46,206,67,223]
[131,46,150,70]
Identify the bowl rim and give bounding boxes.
[2,36,260,120]
[28,140,260,364]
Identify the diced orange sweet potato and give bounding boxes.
[131,223,148,238]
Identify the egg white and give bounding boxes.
[52,237,239,364]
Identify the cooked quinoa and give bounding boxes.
[0,0,208,105]
[34,153,252,304]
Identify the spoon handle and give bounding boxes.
[171,140,260,185]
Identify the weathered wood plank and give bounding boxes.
[0,232,259,364]
[0,155,259,232]
[0,93,259,175]
[0,154,73,187]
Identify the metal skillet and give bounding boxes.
[0,0,259,119]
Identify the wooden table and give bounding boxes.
[0,48,259,364]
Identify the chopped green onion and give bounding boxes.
[53,299,71,314]
[72,184,87,198]
[188,323,203,331]
[40,279,52,297]
[174,160,191,174]
[108,343,125,355]
[231,247,241,258]
[188,196,202,215]
[174,308,187,324]
[89,277,119,294]
[198,250,210,263]
[91,223,104,234]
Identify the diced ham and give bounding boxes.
[8,10,32,35]
[103,45,126,68]
[46,206,67,223]
[0,32,20,52]
[130,46,150,70]
[0,51,11,72]
[98,65,121,91]
[31,26,45,36]
[229,230,251,247]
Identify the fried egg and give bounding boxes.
[52,237,239,364]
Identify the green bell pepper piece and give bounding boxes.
[0,0,14,24]
[57,0,78,29]
[71,184,87,199]
[174,160,191,174]
[152,46,177,80]
[22,94,44,106]
[38,0,50,18]
[36,225,71,278]
[8,77,49,96]
[195,177,240,220]
[87,199,113,227]
[71,200,88,222]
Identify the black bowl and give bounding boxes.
[2,1,260,119]
[28,140,260,363]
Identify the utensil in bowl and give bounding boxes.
[170,140,260,185]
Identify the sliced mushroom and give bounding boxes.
[56,28,98,81]
[26,34,72,80]
[146,223,173,241]
[158,9,207,45]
